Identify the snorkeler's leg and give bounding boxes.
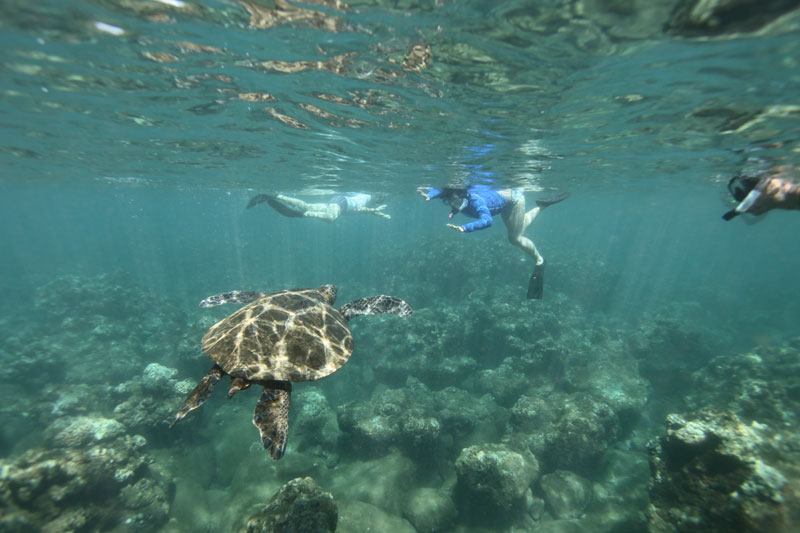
[503,199,546,299]
[502,200,544,265]
[301,203,341,222]
[262,195,312,218]
[274,195,312,211]
[524,192,569,231]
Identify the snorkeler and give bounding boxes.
[248,192,390,222]
[722,165,800,220]
[417,185,569,299]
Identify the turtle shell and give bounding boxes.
[201,288,353,382]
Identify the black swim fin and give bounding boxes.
[247,194,305,217]
[722,209,739,221]
[247,194,272,209]
[527,261,545,300]
[536,192,570,209]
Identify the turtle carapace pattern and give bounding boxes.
[171,285,412,460]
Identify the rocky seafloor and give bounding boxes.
[1,230,799,532]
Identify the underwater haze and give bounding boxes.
[2,1,800,532]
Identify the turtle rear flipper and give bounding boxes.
[199,291,268,308]
[253,383,292,460]
[339,295,413,321]
[171,365,224,427]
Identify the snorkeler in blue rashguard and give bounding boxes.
[418,185,569,299]
[248,193,390,222]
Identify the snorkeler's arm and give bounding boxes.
[357,204,391,219]
[461,204,493,232]
[417,186,441,201]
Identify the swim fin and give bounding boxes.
[247,194,270,209]
[722,209,739,221]
[527,261,545,300]
[247,194,306,217]
[536,192,570,209]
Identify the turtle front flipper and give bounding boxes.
[253,382,292,460]
[339,295,413,320]
[199,291,268,308]
[171,365,225,427]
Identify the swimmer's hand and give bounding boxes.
[446,223,464,232]
[417,186,432,201]
[374,205,391,219]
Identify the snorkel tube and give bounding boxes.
[722,175,760,221]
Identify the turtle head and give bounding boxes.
[317,285,338,304]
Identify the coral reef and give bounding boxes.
[686,338,800,426]
[512,391,620,473]
[241,477,337,533]
[2,227,798,532]
[337,384,441,459]
[647,410,800,532]
[337,377,507,467]
[0,416,172,532]
[454,443,540,525]
[628,313,719,399]
[111,363,193,445]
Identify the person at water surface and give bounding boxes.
[248,192,390,222]
[417,185,568,299]
[723,165,800,221]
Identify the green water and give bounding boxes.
[1,1,800,532]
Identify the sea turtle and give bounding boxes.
[170,285,412,460]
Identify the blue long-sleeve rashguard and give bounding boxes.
[428,185,509,232]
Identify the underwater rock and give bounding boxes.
[23,273,194,386]
[46,415,127,448]
[587,449,649,531]
[0,423,171,532]
[454,443,539,525]
[369,307,478,389]
[647,410,799,532]
[563,353,649,427]
[686,344,800,426]
[291,389,341,458]
[337,500,415,533]
[111,364,190,444]
[326,451,416,516]
[434,386,508,446]
[242,477,337,533]
[474,360,532,407]
[664,0,800,37]
[514,392,619,473]
[539,470,593,520]
[142,363,178,389]
[545,394,619,472]
[402,486,457,533]
[628,314,717,398]
[337,385,441,459]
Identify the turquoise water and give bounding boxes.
[2,1,800,532]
